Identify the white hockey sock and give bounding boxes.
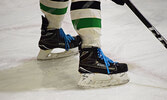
[71,0,102,48]
[78,28,101,48]
[40,0,69,29]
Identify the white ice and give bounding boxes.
[0,0,167,100]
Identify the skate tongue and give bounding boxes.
[97,48,117,74]
[59,28,75,51]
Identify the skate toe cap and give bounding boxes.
[116,63,128,73]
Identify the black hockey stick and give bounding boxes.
[123,0,167,49]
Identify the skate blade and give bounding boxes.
[78,72,129,88]
[37,48,78,60]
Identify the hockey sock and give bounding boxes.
[40,0,69,29]
[71,0,102,48]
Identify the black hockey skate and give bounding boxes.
[78,47,129,87]
[37,16,81,60]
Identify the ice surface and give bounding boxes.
[0,0,167,100]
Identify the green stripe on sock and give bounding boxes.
[72,18,101,30]
[40,3,68,15]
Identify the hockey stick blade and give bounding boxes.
[123,0,167,49]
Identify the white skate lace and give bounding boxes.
[97,48,118,74]
[59,28,75,51]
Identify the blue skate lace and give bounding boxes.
[59,28,75,51]
[97,48,118,74]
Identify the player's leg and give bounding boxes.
[38,0,81,60]
[71,0,101,48]
[71,0,129,87]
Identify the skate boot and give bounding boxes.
[37,16,81,60]
[78,47,129,88]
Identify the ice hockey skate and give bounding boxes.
[78,47,129,88]
[37,16,81,60]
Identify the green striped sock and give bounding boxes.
[40,3,68,15]
[72,18,101,30]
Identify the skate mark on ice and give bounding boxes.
[130,82,167,90]
[0,24,40,32]
[0,55,80,92]
[136,65,167,82]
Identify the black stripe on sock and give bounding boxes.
[71,1,101,10]
[51,0,69,2]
